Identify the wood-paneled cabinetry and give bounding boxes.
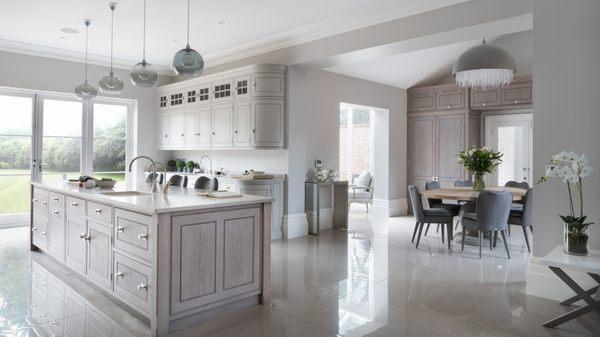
[469,75,533,109]
[157,64,286,150]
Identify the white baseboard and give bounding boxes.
[282,213,308,239]
[271,228,282,240]
[526,257,597,303]
[372,198,408,217]
[0,213,28,227]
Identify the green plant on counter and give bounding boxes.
[186,160,196,171]
[175,159,186,171]
[167,159,177,171]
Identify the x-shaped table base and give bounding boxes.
[543,266,600,328]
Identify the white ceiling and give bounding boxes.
[326,38,488,88]
[0,0,467,74]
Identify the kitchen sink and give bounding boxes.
[100,191,152,197]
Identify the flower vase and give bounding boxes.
[473,173,485,191]
[564,222,590,256]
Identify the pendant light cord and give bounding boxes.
[186,0,190,48]
[142,0,147,62]
[110,5,114,75]
[84,20,90,83]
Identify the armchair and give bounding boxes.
[348,171,374,212]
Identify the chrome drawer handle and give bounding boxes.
[52,197,59,201]
[32,198,37,203]
[138,233,148,240]
[41,232,47,236]
[50,321,59,327]
[93,208,102,214]
[80,233,86,239]
[137,283,148,291]
[115,271,124,278]
[42,201,47,205]
[84,234,91,241]
[52,210,59,215]
[32,226,38,231]
[71,202,78,207]
[116,226,124,232]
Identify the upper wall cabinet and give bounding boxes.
[157,64,286,150]
[408,85,467,113]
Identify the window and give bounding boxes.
[92,103,128,182]
[339,103,373,182]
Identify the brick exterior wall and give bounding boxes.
[339,124,371,181]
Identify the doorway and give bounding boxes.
[485,113,533,186]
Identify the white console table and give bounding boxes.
[540,246,600,328]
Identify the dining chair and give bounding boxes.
[424,181,460,239]
[508,188,533,252]
[460,190,512,259]
[348,171,374,212]
[194,176,219,191]
[146,172,163,185]
[454,180,473,187]
[505,181,529,189]
[168,174,188,188]
[408,186,454,250]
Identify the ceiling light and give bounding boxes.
[74,19,98,101]
[452,38,516,88]
[172,0,204,77]
[99,2,124,94]
[130,0,158,87]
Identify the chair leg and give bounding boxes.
[454,217,459,230]
[441,224,445,244]
[493,231,498,248]
[436,224,440,234]
[425,223,431,236]
[411,221,419,243]
[447,223,452,250]
[522,226,531,252]
[508,225,511,236]
[479,231,483,259]
[501,230,511,259]
[489,231,493,251]
[461,226,466,251]
[366,202,369,213]
[415,223,425,249]
[530,226,533,234]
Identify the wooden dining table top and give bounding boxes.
[420,186,527,201]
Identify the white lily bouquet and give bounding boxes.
[538,151,594,255]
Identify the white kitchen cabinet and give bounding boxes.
[252,99,284,147]
[234,76,251,100]
[184,110,197,147]
[158,114,169,147]
[197,106,212,147]
[252,73,285,98]
[212,79,233,103]
[211,103,233,148]
[234,101,251,148]
[86,220,113,291]
[169,112,186,148]
[65,214,86,275]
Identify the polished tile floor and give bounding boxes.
[1,207,599,337]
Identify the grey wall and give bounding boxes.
[532,0,600,256]
[285,66,407,215]
[0,50,174,183]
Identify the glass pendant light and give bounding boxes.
[99,2,124,94]
[74,19,98,100]
[453,38,517,88]
[130,0,158,87]
[172,0,204,76]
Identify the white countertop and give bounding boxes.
[541,245,600,274]
[31,181,273,215]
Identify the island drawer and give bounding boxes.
[113,252,151,315]
[32,214,49,251]
[86,201,113,224]
[49,192,65,210]
[32,188,49,212]
[66,196,85,215]
[114,209,152,262]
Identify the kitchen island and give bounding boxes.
[29,181,272,337]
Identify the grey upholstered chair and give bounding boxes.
[508,188,533,252]
[424,181,460,238]
[460,190,513,259]
[168,174,188,188]
[505,181,529,189]
[408,186,454,250]
[146,172,163,185]
[454,180,473,187]
[193,176,218,191]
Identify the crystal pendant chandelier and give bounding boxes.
[130,0,158,87]
[453,38,517,89]
[99,2,124,94]
[172,0,204,77]
[74,19,98,100]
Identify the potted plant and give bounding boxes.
[457,147,503,191]
[167,159,177,172]
[186,160,196,173]
[175,159,186,172]
[538,151,594,256]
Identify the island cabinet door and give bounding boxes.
[85,221,113,291]
[32,214,49,250]
[48,211,65,261]
[65,214,86,275]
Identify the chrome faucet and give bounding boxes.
[150,162,170,194]
[199,155,213,175]
[128,155,158,193]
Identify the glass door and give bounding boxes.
[0,92,35,224]
[485,113,533,186]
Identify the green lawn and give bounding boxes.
[0,170,125,215]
